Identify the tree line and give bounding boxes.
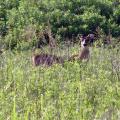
[0,0,120,49]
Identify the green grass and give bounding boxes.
[0,46,120,120]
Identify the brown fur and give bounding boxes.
[79,46,90,61]
[68,47,90,62]
[69,35,90,62]
[32,53,64,67]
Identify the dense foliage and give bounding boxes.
[0,46,120,120]
[0,1,120,119]
[0,0,120,49]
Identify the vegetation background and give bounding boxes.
[0,0,120,120]
[0,0,120,49]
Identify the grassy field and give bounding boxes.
[0,45,120,120]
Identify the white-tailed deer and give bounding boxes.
[32,48,64,67]
[69,36,90,62]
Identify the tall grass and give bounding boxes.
[0,45,120,120]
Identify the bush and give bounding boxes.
[113,6,120,25]
[0,0,120,48]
